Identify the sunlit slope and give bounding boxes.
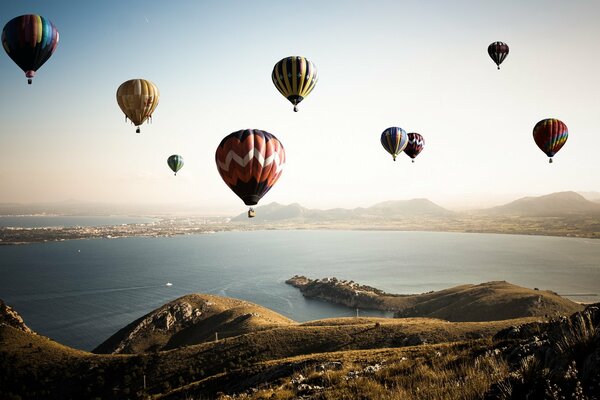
[93,293,296,354]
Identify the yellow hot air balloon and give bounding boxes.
[116,79,160,133]
[272,56,318,112]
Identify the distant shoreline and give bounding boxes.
[1,219,600,246]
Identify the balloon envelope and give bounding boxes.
[404,132,425,161]
[488,41,509,69]
[381,127,408,161]
[2,15,59,83]
[272,56,318,112]
[167,155,184,175]
[533,118,568,162]
[215,129,285,206]
[116,79,160,132]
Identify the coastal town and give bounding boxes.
[0,217,237,244]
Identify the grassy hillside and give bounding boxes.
[2,297,597,399]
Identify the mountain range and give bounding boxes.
[233,191,600,221]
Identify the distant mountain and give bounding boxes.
[232,199,453,222]
[366,199,453,217]
[486,191,600,217]
[579,191,600,202]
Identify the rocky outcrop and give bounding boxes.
[285,275,397,311]
[93,296,210,354]
[487,304,600,398]
[0,299,33,333]
[94,293,295,354]
[111,301,204,354]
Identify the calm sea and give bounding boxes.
[0,230,599,351]
[0,216,156,228]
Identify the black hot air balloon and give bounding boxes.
[488,41,509,70]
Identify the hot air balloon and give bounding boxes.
[2,15,59,84]
[404,132,425,163]
[116,79,159,133]
[533,118,568,163]
[488,41,509,70]
[381,127,408,161]
[215,129,286,218]
[272,56,318,112]
[167,155,184,176]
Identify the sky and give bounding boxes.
[0,0,599,214]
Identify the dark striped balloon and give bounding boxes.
[215,129,286,209]
[2,15,59,84]
[533,119,568,163]
[404,132,425,162]
[488,41,509,70]
[381,127,408,161]
[272,56,318,112]
[167,155,184,175]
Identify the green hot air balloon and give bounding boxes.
[167,155,184,176]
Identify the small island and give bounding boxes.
[286,275,583,321]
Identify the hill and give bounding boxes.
[1,297,598,399]
[232,199,453,222]
[486,191,600,217]
[287,277,583,321]
[93,293,295,354]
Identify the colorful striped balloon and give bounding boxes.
[404,132,425,163]
[272,56,318,112]
[533,118,568,163]
[167,155,184,176]
[216,129,286,216]
[488,41,509,70]
[116,79,160,133]
[381,127,409,161]
[2,15,60,84]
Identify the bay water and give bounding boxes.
[0,230,598,350]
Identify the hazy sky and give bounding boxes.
[1,0,599,213]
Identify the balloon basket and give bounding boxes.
[248,208,256,218]
[27,79,32,85]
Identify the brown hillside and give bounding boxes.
[93,293,295,354]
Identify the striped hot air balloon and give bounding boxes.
[215,129,286,218]
[488,41,509,70]
[272,56,318,112]
[167,155,184,176]
[533,118,568,163]
[404,132,425,163]
[116,79,160,133]
[381,127,409,161]
[2,15,59,84]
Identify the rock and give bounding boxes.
[0,299,33,333]
[315,361,343,372]
[404,335,426,346]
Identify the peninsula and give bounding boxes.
[286,276,583,321]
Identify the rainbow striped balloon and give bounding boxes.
[381,127,409,161]
[533,118,568,163]
[2,15,60,84]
